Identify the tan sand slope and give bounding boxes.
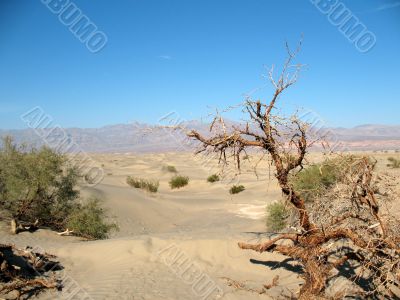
[2,151,399,299]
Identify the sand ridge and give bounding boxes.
[2,151,399,299]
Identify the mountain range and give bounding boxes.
[1,122,399,153]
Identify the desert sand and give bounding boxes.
[1,151,399,299]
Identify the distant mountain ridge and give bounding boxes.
[0,122,399,152]
[330,124,400,140]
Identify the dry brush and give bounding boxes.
[187,41,400,299]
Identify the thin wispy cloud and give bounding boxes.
[359,1,400,14]
[157,55,172,60]
[375,1,400,11]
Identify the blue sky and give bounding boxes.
[0,0,399,129]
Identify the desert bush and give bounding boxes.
[0,137,115,239]
[126,176,159,192]
[67,197,118,239]
[387,157,400,168]
[229,185,245,194]
[126,176,141,188]
[0,137,79,228]
[207,174,220,183]
[290,159,340,202]
[266,202,288,231]
[162,165,177,173]
[169,175,189,189]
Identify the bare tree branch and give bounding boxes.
[187,40,400,298]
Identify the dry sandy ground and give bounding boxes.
[1,151,399,300]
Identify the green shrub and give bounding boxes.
[0,137,79,228]
[290,161,339,202]
[266,202,288,231]
[387,157,400,168]
[207,174,220,183]
[67,198,118,239]
[126,176,159,192]
[0,137,116,240]
[229,185,245,194]
[169,175,189,189]
[162,165,177,173]
[126,176,141,188]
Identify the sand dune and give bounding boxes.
[2,152,399,299]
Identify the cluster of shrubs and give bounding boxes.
[387,157,400,168]
[207,174,246,195]
[161,165,190,189]
[128,169,250,192]
[126,176,159,193]
[126,165,190,191]
[0,137,117,239]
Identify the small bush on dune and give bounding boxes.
[67,197,118,240]
[266,202,288,231]
[126,176,141,188]
[169,175,189,189]
[144,180,159,193]
[126,176,159,192]
[162,165,177,173]
[387,157,400,168]
[207,174,220,183]
[229,185,245,194]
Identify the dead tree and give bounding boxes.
[187,41,400,299]
[0,244,59,299]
